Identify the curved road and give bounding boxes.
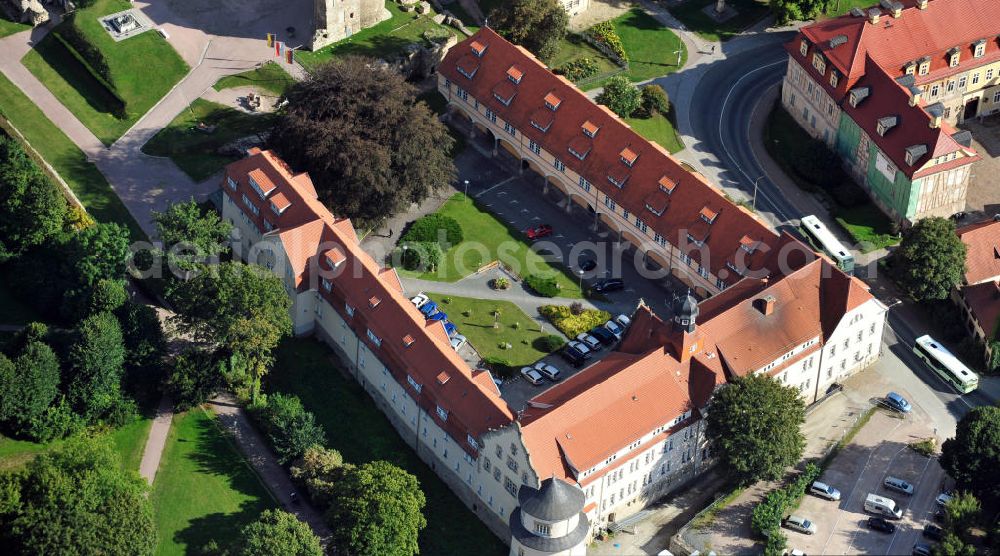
[688,36,797,225]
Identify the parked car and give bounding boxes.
[576,332,601,351]
[567,341,592,358]
[884,476,915,495]
[579,259,598,272]
[782,515,817,535]
[419,300,438,317]
[427,311,448,323]
[867,517,896,534]
[604,320,624,339]
[560,345,588,368]
[520,367,545,385]
[524,224,553,240]
[614,314,631,329]
[591,278,624,294]
[932,508,946,523]
[912,544,932,556]
[923,524,944,541]
[410,293,430,308]
[935,493,954,507]
[884,391,912,413]
[450,334,467,351]
[444,322,458,337]
[808,481,842,501]
[533,362,561,381]
[589,326,617,346]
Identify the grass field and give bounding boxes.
[669,0,770,42]
[21,0,188,144]
[396,193,584,297]
[548,33,620,87]
[0,416,152,473]
[267,338,507,556]
[0,13,29,39]
[152,408,274,556]
[297,2,455,69]
[142,99,278,182]
[611,8,687,83]
[0,73,144,239]
[213,62,294,97]
[428,294,552,368]
[823,0,875,17]
[625,110,685,153]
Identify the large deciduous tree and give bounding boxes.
[941,406,1000,506]
[0,340,60,438]
[116,301,167,395]
[239,509,323,556]
[153,199,231,276]
[0,436,156,555]
[66,311,126,421]
[597,75,642,118]
[892,217,966,302]
[251,393,326,465]
[0,134,67,263]
[290,445,347,508]
[271,57,455,225]
[167,261,291,402]
[328,460,427,556]
[488,0,568,61]
[706,374,806,485]
[769,0,826,24]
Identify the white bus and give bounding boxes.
[913,335,979,394]
[800,215,855,274]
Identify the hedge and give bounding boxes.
[539,305,611,338]
[586,21,628,63]
[50,30,127,118]
[401,214,463,249]
[535,334,566,352]
[483,356,515,378]
[525,274,560,297]
[750,463,821,539]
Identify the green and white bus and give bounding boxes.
[913,335,979,394]
[800,215,855,275]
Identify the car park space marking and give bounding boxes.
[885,454,934,556]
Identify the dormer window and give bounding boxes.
[699,206,718,224]
[658,175,677,195]
[226,175,238,190]
[876,115,897,136]
[269,192,291,216]
[506,65,523,84]
[739,235,758,253]
[974,39,987,58]
[949,48,961,68]
[904,144,927,166]
[493,90,515,106]
[568,146,587,160]
[848,86,870,107]
[323,247,345,269]
[369,296,381,308]
[686,233,704,248]
[457,63,478,79]
[248,169,275,200]
[918,58,930,75]
[830,71,839,88]
[904,61,916,75]
[544,92,561,111]
[582,120,599,137]
[620,147,638,167]
[470,40,487,57]
[436,405,449,421]
[406,374,422,393]
[812,53,826,74]
[366,328,382,347]
[800,40,808,57]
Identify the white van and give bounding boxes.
[865,493,903,519]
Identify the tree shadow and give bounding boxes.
[173,501,265,553]
[32,33,125,118]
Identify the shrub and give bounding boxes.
[640,84,670,117]
[525,274,560,297]
[597,75,642,118]
[751,464,821,538]
[585,21,628,63]
[535,334,566,352]
[491,277,511,290]
[569,302,584,315]
[539,305,610,338]
[401,214,463,249]
[557,58,600,81]
[251,393,327,465]
[909,438,937,457]
[482,356,515,378]
[398,241,444,272]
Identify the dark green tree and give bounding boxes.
[167,262,291,402]
[66,311,126,421]
[706,374,806,485]
[0,341,61,438]
[941,406,1000,506]
[489,0,569,61]
[934,532,977,556]
[943,491,981,535]
[640,84,670,117]
[893,217,966,302]
[239,509,323,556]
[116,301,167,395]
[253,393,326,465]
[1,436,156,555]
[271,57,455,225]
[328,460,427,556]
[153,199,231,275]
[597,75,642,118]
[989,341,1000,373]
[163,348,223,411]
[63,222,131,289]
[290,445,347,508]
[0,134,67,262]
[769,0,827,24]
[86,278,128,316]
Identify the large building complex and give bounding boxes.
[219,30,887,550]
[782,0,993,225]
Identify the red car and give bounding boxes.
[524,224,553,240]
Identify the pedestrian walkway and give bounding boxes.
[138,396,174,485]
[208,394,332,542]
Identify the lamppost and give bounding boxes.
[577,269,584,291]
[464,179,470,200]
[751,175,764,211]
[673,48,683,67]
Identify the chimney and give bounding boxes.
[909,89,921,106]
[930,114,942,128]
[867,8,880,24]
[917,0,928,8]
[757,295,776,316]
[880,0,902,17]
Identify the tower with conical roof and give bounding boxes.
[509,477,589,556]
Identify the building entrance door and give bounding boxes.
[964,97,980,121]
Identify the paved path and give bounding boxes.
[208,394,332,542]
[138,395,174,485]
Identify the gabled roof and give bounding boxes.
[958,219,1000,285]
[439,28,780,285]
[959,280,1000,339]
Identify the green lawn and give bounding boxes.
[213,62,294,97]
[0,435,46,471]
[396,193,584,297]
[0,13,30,39]
[152,408,274,556]
[21,0,189,144]
[0,416,152,473]
[625,110,685,153]
[548,34,620,90]
[142,99,278,182]
[823,0,875,17]
[266,338,507,556]
[0,73,144,239]
[835,204,899,252]
[296,1,455,69]
[612,8,687,83]
[428,294,552,368]
[669,0,770,42]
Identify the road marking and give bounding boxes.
[717,59,791,222]
[883,321,975,410]
[886,454,934,556]
[476,176,517,198]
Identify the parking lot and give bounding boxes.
[790,410,947,556]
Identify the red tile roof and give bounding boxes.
[958,219,1000,285]
[959,280,1000,339]
[223,150,515,453]
[439,28,780,285]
